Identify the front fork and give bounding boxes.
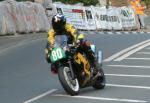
[68,61,75,80]
[97,50,103,66]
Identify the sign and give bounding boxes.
[91,7,122,30]
[52,3,139,31]
[84,7,96,30]
[120,7,136,28]
[53,3,87,30]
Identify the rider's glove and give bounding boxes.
[45,42,55,63]
[45,48,51,63]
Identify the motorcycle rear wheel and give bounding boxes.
[92,68,106,89]
[58,66,79,96]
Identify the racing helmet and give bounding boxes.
[52,14,66,32]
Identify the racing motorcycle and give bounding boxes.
[49,34,105,96]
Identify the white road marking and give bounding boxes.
[106,74,150,78]
[125,58,150,60]
[23,89,57,103]
[114,41,150,61]
[107,84,150,90]
[106,65,150,69]
[53,94,147,103]
[104,39,150,62]
[137,52,150,54]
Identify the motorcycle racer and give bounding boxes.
[45,14,96,73]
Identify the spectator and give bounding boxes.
[130,0,147,29]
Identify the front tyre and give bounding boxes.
[58,66,79,96]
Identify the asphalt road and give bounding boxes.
[0,31,150,103]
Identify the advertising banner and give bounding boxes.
[120,6,136,29]
[91,6,107,30]
[84,7,96,30]
[53,3,87,30]
[52,3,139,31]
[106,8,122,30]
[91,6,122,30]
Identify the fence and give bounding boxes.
[52,3,139,31]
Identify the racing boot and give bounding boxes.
[90,59,98,76]
[51,64,57,74]
[87,50,98,76]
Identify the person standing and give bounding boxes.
[130,0,147,29]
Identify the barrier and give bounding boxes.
[0,0,50,35]
[120,6,137,30]
[107,7,122,30]
[0,1,140,35]
[0,2,16,35]
[53,3,87,30]
[53,3,139,31]
[91,6,122,30]
[84,6,96,30]
[33,3,50,32]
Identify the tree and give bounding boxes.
[53,0,99,6]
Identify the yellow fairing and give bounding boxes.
[78,34,85,39]
[75,34,85,41]
[74,53,90,79]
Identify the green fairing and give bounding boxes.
[50,47,66,63]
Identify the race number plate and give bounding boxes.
[50,48,66,63]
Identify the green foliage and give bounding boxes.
[144,0,150,8]
[0,0,34,1]
[53,0,99,6]
[16,0,34,1]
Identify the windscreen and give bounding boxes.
[54,35,67,47]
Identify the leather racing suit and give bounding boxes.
[45,23,96,69]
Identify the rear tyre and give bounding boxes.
[92,68,106,89]
[58,66,79,96]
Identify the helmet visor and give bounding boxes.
[53,21,65,32]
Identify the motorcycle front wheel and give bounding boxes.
[58,66,79,96]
